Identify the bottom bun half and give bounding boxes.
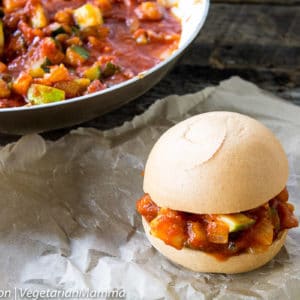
[142,218,287,274]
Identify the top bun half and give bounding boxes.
[143,112,288,214]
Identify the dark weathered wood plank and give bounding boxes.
[186,3,300,88]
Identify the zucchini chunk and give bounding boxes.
[27,84,65,104]
[65,45,90,66]
[29,57,52,77]
[83,64,101,80]
[31,4,48,29]
[49,23,67,37]
[73,4,103,29]
[217,214,255,232]
[71,45,89,59]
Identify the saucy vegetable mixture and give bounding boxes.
[0,0,181,107]
[137,187,299,260]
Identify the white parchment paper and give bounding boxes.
[0,77,299,300]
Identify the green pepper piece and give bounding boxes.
[70,45,90,60]
[102,62,119,78]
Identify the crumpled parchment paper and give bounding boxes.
[0,77,299,300]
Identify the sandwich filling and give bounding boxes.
[136,187,298,260]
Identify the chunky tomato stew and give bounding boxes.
[136,188,299,260]
[0,0,181,107]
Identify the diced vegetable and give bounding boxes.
[102,61,119,78]
[0,73,12,83]
[71,26,80,36]
[0,20,4,56]
[55,33,70,45]
[80,25,109,39]
[133,29,148,45]
[187,221,207,248]
[70,45,90,59]
[207,220,229,244]
[40,37,65,64]
[276,201,299,229]
[86,79,106,93]
[66,36,82,47]
[127,16,140,33]
[94,0,112,12]
[135,2,163,21]
[49,23,67,37]
[217,214,256,233]
[44,64,70,83]
[136,35,148,45]
[74,78,91,88]
[27,84,65,104]
[41,58,52,72]
[12,72,32,95]
[54,8,73,25]
[30,77,52,86]
[0,62,7,73]
[65,45,90,67]
[269,207,280,231]
[29,67,45,78]
[136,194,159,222]
[31,4,48,29]
[73,3,103,29]
[0,79,11,98]
[83,64,101,80]
[18,21,44,44]
[157,0,178,8]
[54,80,88,98]
[3,0,26,13]
[150,213,186,250]
[29,57,51,78]
[253,216,274,246]
[276,187,289,202]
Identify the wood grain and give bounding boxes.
[181,3,300,94]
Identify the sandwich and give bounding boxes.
[136,111,298,273]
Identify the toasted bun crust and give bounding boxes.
[143,112,288,214]
[143,218,287,274]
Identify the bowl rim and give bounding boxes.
[0,0,210,113]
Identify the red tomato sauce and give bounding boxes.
[0,0,181,107]
[136,188,299,260]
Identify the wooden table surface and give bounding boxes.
[0,0,299,144]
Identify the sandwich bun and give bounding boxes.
[143,111,288,214]
[141,112,290,273]
[143,218,287,274]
